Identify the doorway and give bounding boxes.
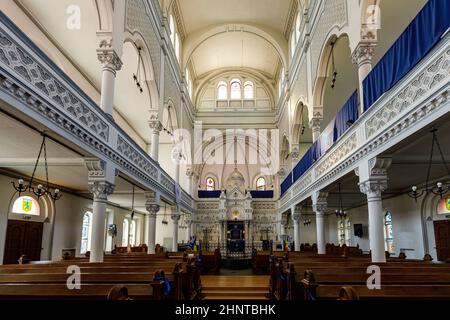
[434,220,450,261]
[3,220,43,264]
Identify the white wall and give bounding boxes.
[325,194,428,259]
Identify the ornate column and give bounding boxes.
[145,191,160,254]
[88,181,114,262]
[357,157,391,263]
[186,167,194,196]
[291,205,301,252]
[171,207,180,252]
[149,112,162,162]
[312,191,328,255]
[97,40,122,117]
[352,41,376,114]
[85,159,115,263]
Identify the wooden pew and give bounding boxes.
[199,249,221,275]
[269,253,450,300]
[0,253,201,300]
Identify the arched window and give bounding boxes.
[206,177,215,191]
[217,81,227,100]
[80,211,92,254]
[122,219,129,246]
[337,218,351,246]
[230,79,241,100]
[290,31,296,57]
[185,68,193,98]
[256,177,266,191]
[130,220,136,246]
[384,212,394,253]
[174,33,180,62]
[295,12,301,42]
[244,81,254,99]
[169,15,175,46]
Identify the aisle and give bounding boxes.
[201,275,270,300]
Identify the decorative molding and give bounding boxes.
[365,48,450,138]
[351,42,376,67]
[0,29,110,141]
[88,180,115,201]
[315,132,357,177]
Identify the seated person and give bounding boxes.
[153,270,171,297]
[107,286,132,300]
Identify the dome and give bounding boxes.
[226,168,245,190]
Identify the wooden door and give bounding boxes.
[3,220,43,264]
[434,220,450,261]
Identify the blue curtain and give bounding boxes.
[250,190,274,198]
[363,0,450,111]
[334,90,358,140]
[282,91,357,196]
[198,190,222,198]
[281,172,293,196]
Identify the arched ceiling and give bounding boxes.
[177,0,292,79]
[190,29,281,78]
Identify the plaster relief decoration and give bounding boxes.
[365,48,450,138]
[126,0,161,88]
[117,135,159,180]
[0,29,109,141]
[315,132,357,178]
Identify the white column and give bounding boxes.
[149,120,162,161]
[171,212,180,252]
[97,48,122,117]
[359,179,387,263]
[291,206,301,252]
[312,191,328,255]
[352,42,376,114]
[145,191,160,254]
[144,215,149,248]
[316,214,326,254]
[88,181,115,263]
[145,208,159,254]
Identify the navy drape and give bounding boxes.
[363,0,450,111]
[198,190,222,198]
[334,90,358,140]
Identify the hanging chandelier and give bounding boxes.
[303,218,312,226]
[162,105,174,136]
[11,134,62,201]
[335,182,347,219]
[162,202,168,225]
[408,128,450,201]
[132,46,144,94]
[330,41,338,89]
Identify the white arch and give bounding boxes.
[182,23,289,72]
[123,32,160,109]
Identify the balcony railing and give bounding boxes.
[0,11,194,214]
[280,0,450,210]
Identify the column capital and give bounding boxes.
[309,111,323,130]
[88,180,115,201]
[148,120,163,134]
[291,144,300,161]
[145,190,160,217]
[351,42,377,67]
[97,37,123,73]
[311,191,328,213]
[359,178,388,200]
[291,205,302,222]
